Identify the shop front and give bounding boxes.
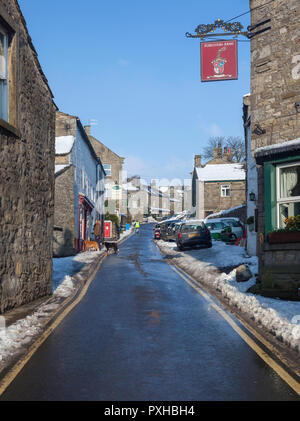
[77,194,94,251]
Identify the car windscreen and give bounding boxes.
[181,223,205,232]
[224,220,242,227]
[206,222,225,230]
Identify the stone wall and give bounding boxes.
[53,166,76,257]
[250,0,300,153]
[203,181,246,216]
[250,0,300,233]
[250,0,300,298]
[0,0,56,313]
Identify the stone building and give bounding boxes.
[191,149,246,219]
[0,0,56,312]
[249,0,300,299]
[84,126,125,219]
[54,112,105,257]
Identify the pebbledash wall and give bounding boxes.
[250,0,300,298]
[0,1,56,312]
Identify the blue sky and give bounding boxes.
[19,0,251,182]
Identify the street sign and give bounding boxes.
[200,40,238,82]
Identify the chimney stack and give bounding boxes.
[194,154,202,167]
[84,125,91,136]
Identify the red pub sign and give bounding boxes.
[200,40,238,82]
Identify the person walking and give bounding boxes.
[135,220,140,234]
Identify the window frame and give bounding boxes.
[276,161,300,228]
[103,164,112,177]
[0,22,8,122]
[221,184,231,197]
[0,9,19,136]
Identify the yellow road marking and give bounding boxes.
[170,264,300,396]
[0,258,102,397]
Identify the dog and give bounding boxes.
[84,239,100,251]
[104,241,118,254]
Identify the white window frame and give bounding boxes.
[221,184,231,197]
[0,23,8,121]
[276,161,300,228]
[103,164,112,177]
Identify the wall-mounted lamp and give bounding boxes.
[249,192,256,201]
[252,124,266,136]
[295,102,300,113]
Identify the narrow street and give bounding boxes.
[1,225,299,401]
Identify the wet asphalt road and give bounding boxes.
[1,224,299,401]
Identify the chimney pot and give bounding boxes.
[194,154,202,167]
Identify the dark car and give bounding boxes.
[176,221,212,250]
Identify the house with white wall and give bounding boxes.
[54,111,105,256]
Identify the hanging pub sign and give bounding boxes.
[200,40,238,82]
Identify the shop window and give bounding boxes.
[221,184,231,197]
[276,162,300,228]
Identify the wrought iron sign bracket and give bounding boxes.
[186,18,271,40]
[186,18,249,40]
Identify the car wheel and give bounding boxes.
[207,242,212,248]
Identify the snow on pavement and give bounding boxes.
[157,240,300,353]
[0,251,102,365]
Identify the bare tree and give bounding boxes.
[202,136,245,163]
[226,136,245,163]
[202,136,226,160]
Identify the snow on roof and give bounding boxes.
[122,182,139,191]
[254,137,300,158]
[195,164,245,181]
[55,136,75,155]
[55,164,71,174]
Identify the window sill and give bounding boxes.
[0,118,20,138]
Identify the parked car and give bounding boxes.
[160,219,181,241]
[176,220,212,250]
[154,228,161,239]
[168,221,184,242]
[205,220,228,240]
[205,217,245,241]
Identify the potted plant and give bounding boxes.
[246,216,254,232]
[268,215,300,244]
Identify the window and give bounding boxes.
[276,162,300,228]
[103,164,111,177]
[221,185,231,197]
[105,183,111,198]
[0,23,8,121]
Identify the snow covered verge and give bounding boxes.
[156,240,300,354]
[0,251,104,369]
[0,230,135,371]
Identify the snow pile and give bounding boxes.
[0,276,76,364]
[0,251,102,366]
[119,228,133,242]
[157,240,300,353]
